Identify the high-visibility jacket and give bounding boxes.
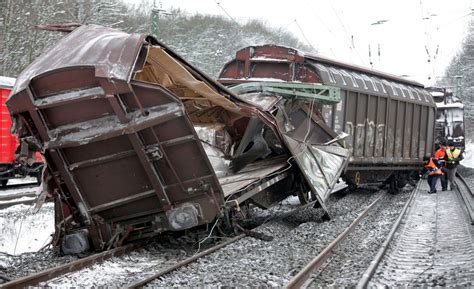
[434,147,446,166]
[446,148,462,168]
[446,148,461,160]
[424,158,443,176]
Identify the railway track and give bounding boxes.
[0,185,422,287]
[43,197,314,287]
[0,182,38,192]
[356,176,474,288]
[0,191,36,202]
[0,198,36,210]
[0,244,140,288]
[0,194,305,287]
[0,184,39,209]
[285,192,388,288]
[126,235,245,288]
[455,172,474,224]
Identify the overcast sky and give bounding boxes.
[136,0,473,85]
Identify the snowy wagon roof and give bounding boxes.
[0,76,16,88]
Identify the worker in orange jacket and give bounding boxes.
[433,143,448,191]
[420,155,444,194]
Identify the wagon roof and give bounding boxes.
[303,50,424,87]
[219,44,425,88]
[11,24,236,100]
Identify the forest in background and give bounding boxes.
[1,0,472,137]
[0,0,312,78]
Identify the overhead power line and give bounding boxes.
[214,0,237,23]
[328,2,365,65]
[304,0,337,58]
[294,19,317,52]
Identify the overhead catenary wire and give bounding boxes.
[419,0,437,81]
[214,0,237,23]
[328,1,365,65]
[294,19,317,52]
[304,0,338,58]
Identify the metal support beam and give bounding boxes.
[229,82,341,104]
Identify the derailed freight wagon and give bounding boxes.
[0,76,43,186]
[218,45,437,191]
[7,25,349,253]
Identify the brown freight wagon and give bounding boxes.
[7,26,349,253]
[218,45,436,190]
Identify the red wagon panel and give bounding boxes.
[0,77,17,164]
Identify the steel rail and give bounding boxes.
[285,193,386,289]
[356,180,421,289]
[0,243,139,289]
[0,191,36,201]
[0,199,36,209]
[0,182,38,191]
[126,234,245,288]
[455,172,474,224]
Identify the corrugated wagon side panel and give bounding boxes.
[426,107,435,156]
[419,106,429,158]
[394,101,405,159]
[344,90,357,151]
[375,96,387,157]
[411,104,421,159]
[403,102,413,159]
[365,94,378,157]
[386,99,398,159]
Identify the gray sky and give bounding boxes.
[136,0,474,85]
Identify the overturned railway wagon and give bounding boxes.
[7,25,349,253]
[218,45,436,188]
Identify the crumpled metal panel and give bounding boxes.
[275,101,350,206]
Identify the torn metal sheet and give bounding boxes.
[219,157,289,197]
[275,101,350,207]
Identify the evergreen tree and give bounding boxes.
[0,0,313,79]
[437,16,474,139]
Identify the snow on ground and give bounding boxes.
[461,140,474,168]
[0,203,54,255]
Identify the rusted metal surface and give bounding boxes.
[219,45,437,185]
[7,25,236,252]
[35,23,83,32]
[8,26,352,253]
